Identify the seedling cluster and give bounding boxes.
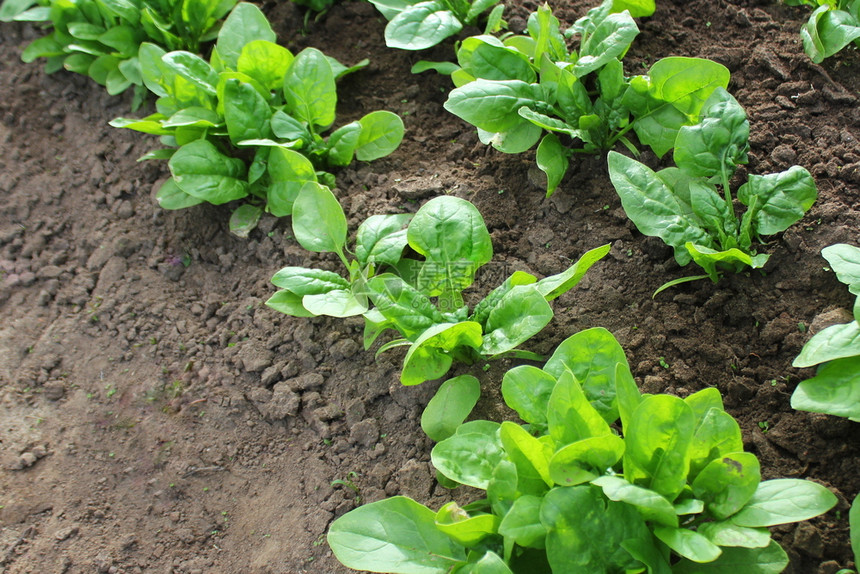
[0,0,855,571]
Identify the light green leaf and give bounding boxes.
[356,213,412,268]
[216,2,276,70]
[434,501,498,547]
[592,475,678,527]
[237,39,293,91]
[266,147,317,217]
[792,321,860,368]
[284,47,337,131]
[500,421,552,495]
[481,285,553,356]
[547,370,612,447]
[265,290,315,317]
[385,1,462,50]
[737,166,817,237]
[536,244,611,301]
[444,79,544,133]
[498,495,546,548]
[432,421,503,489]
[155,177,204,210]
[550,436,625,487]
[356,111,405,161]
[822,243,860,295]
[544,326,627,424]
[624,394,695,501]
[501,365,557,427]
[790,356,860,420]
[730,479,837,528]
[654,526,722,563]
[328,496,467,573]
[692,453,761,520]
[408,196,492,302]
[223,78,271,144]
[401,322,483,385]
[698,521,771,549]
[421,375,481,442]
[291,182,346,253]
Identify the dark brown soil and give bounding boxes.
[0,0,858,572]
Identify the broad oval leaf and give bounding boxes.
[501,365,557,427]
[653,526,722,563]
[237,39,293,91]
[328,496,467,574]
[267,147,318,217]
[624,394,695,502]
[672,539,788,574]
[356,213,412,268]
[155,177,204,210]
[401,322,483,385]
[692,452,761,520]
[408,196,492,299]
[544,326,627,423]
[421,375,481,442]
[444,79,544,133]
[549,437,625,487]
[385,1,462,50]
[291,182,346,253]
[790,356,860,420]
[216,2,276,70]
[356,110,405,161]
[592,475,678,528]
[434,501,499,547]
[480,285,553,356]
[168,139,248,204]
[432,422,503,489]
[284,47,337,131]
[730,479,837,528]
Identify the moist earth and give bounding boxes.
[0,0,859,572]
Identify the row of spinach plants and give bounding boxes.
[0,0,857,570]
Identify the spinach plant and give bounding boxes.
[435,1,725,196]
[328,327,837,573]
[791,243,860,421]
[785,0,860,63]
[366,0,507,50]
[110,3,403,236]
[608,88,817,290]
[265,186,609,385]
[0,0,238,108]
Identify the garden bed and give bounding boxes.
[0,0,858,572]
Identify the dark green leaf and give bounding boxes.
[169,139,248,204]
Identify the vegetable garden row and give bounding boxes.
[0,0,858,571]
